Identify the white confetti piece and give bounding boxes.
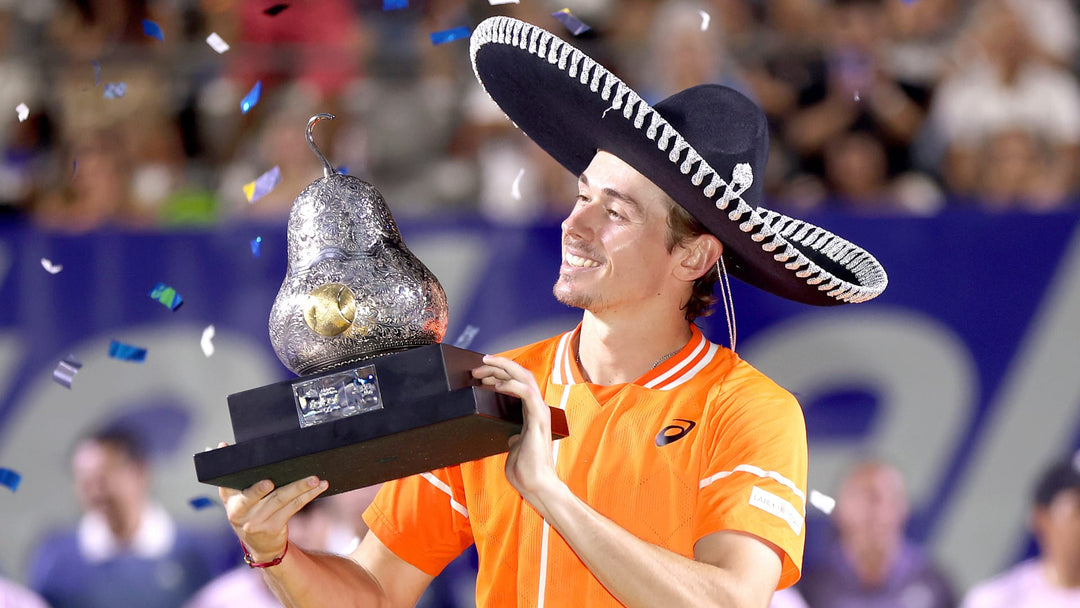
[40,258,62,274]
[698,10,710,32]
[201,325,215,357]
[206,32,230,54]
[809,489,836,515]
[510,168,525,201]
[16,103,29,122]
[489,0,520,4]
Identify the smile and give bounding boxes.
[565,252,599,268]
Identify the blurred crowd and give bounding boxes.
[1,0,1079,234]
[4,422,1079,608]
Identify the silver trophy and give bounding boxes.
[195,114,566,496]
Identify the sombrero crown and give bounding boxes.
[470,17,887,305]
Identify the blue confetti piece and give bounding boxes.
[149,282,184,311]
[241,81,262,114]
[336,166,349,175]
[189,496,217,510]
[430,26,470,45]
[108,340,147,363]
[142,19,164,41]
[552,9,591,36]
[103,82,127,99]
[0,468,21,492]
[92,60,101,86]
[384,0,407,9]
[251,236,263,258]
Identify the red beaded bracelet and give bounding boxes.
[242,541,288,568]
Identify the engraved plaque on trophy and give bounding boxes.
[194,114,567,497]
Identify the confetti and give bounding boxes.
[92,60,101,86]
[511,168,525,200]
[148,282,184,311]
[0,468,21,492]
[552,9,591,36]
[698,10,710,32]
[250,236,263,258]
[189,496,217,510]
[243,166,281,203]
[809,489,836,515]
[453,325,480,350]
[72,160,78,177]
[108,340,147,363]
[142,19,164,41]
[201,325,215,357]
[206,32,230,54]
[429,26,471,45]
[854,91,861,102]
[40,258,62,274]
[52,355,83,389]
[16,103,29,122]
[103,82,127,99]
[489,0,520,4]
[264,3,289,16]
[240,80,262,114]
[383,0,407,9]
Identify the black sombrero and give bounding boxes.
[469,16,887,306]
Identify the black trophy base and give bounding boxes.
[193,344,568,497]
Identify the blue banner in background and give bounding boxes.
[1,210,1079,590]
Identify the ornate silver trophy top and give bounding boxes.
[268,113,449,375]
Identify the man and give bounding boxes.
[28,427,236,608]
[960,452,1080,608]
[799,461,956,608]
[220,16,887,608]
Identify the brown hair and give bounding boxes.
[665,201,719,322]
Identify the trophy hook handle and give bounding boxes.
[306,113,336,178]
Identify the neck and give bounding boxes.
[1044,559,1080,589]
[576,310,692,385]
[105,504,143,545]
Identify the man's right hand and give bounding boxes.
[218,446,330,563]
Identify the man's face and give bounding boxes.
[1034,487,1080,571]
[553,151,682,314]
[72,441,147,521]
[835,464,908,548]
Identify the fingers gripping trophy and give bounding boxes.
[194,114,568,497]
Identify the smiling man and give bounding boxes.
[219,16,887,608]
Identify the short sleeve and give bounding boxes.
[362,466,474,577]
[694,366,808,589]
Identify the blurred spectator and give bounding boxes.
[27,426,236,608]
[781,0,930,211]
[926,0,1080,208]
[799,461,956,608]
[823,130,944,214]
[0,577,49,608]
[960,452,1080,608]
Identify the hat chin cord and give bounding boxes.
[717,258,736,352]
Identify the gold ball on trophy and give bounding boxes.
[304,283,357,336]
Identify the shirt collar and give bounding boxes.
[78,502,176,563]
[552,323,717,390]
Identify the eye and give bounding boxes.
[605,206,623,220]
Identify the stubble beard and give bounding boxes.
[553,273,596,311]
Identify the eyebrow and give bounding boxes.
[579,173,644,215]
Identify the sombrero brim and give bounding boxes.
[470,17,887,305]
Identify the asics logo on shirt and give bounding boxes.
[655,419,697,446]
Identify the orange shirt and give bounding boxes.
[364,324,808,607]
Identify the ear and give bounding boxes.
[673,234,723,282]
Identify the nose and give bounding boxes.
[561,201,595,240]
